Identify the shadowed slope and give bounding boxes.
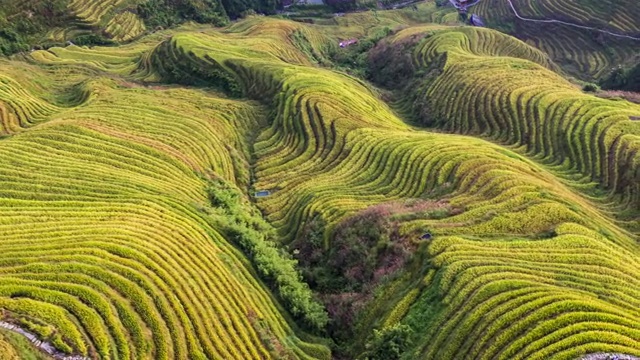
[473,0,640,80]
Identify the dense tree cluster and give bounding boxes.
[0,0,69,55]
[601,63,640,92]
[137,0,229,28]
[206,180,329,332]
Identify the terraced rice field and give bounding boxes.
[397,26,640,211]
[105,12,146,42]
[0,13,638,360]
[69,0,139,27]
[149,19,639,359]
[473,0,640,80]
[0,27,331,358]
[43,0,146,43]
[487,0,640,34]
[0,331,22,360]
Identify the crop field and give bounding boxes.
[0,0,146,48]
[393,26,640,211]
[473,0,640,80]
[0,28,332,358]
[0,11,639,360]
[0,332,21,359]
[105,12,147,42]
[67,0,146,43]
[477,0,640,34]
[69,0,133,26]
[149,18,638,359]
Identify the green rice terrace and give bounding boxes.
[472,0,640,80]
[0,1,639,359]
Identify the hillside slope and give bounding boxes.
[146,18,640,359]
[0,0,281,55]
[0,12,638,360]
[0,28,331,358]
[472,0,640,81]
[0,0,147,53]
[389,26,640,211]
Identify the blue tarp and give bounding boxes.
[470,14,485,27]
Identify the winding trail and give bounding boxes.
[448,0,484,10]
[505,0,640,40]
[0,321,90,360]
[580,354,640,360]
[449,0,640,41]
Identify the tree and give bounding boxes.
[362,324,413,360]
[601,63,640,92]
[325,0,356,12]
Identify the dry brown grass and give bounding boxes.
[596,90,640,104]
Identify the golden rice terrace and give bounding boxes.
[0,2,638,359]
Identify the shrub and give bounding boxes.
[290,202,423,346]
[137,0,229,29]
[361,324,413,360]
[71,33,115,47]
[325,0,357,12]
[0,30,29,56]
[367,36,420,89]
[222,0,278,19]
[0,0,70,55]
[582,83,600,92]
[206,180,329,332]
[294,207,408,294]
[138,0,278,25]
[601,63,640,92]
[333,27,393,78]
